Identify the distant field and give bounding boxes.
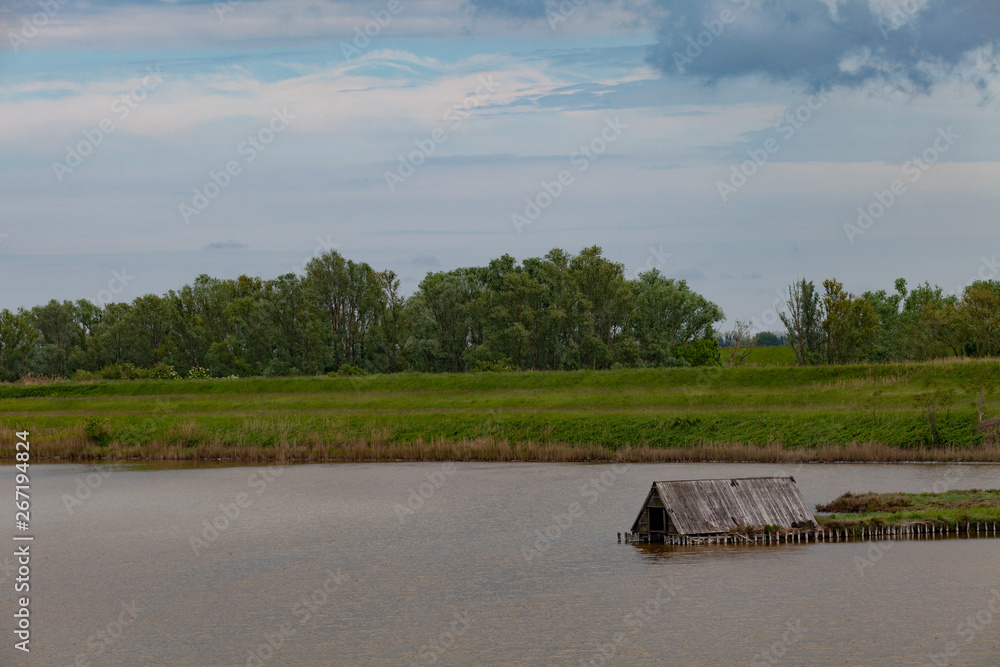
[1,357,998,462]
[721,345,796,366]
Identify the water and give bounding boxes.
[4,462,999,666]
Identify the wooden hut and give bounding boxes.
[629,477,817,543]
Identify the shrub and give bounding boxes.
[334,364,367,376]
[99,363,143,380]
[83,417,113,447]
[148,363,180,380]
[472,360,514,373]
[674,339,722,367]
[186,366,211,380]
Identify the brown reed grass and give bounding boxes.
[4,430,1000,463]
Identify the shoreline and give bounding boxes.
[6,439,1000,463]
[4,359,999,464]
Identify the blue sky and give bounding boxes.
[1,0,998,330]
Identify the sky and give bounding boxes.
[1,0,998,331]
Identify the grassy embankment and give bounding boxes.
[1,354,999,462]
[815,489,1000,531]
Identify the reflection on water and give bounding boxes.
[3,462,999,666]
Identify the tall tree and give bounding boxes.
[959,280,1000,357]
[631,270,724,366]
[822,279,878,364]
[0,309,40,381]
[780,279,824,365]
[28,300,83,376]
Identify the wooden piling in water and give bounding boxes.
[623,516,1000,547]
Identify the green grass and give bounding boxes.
[815,489,1000,530]
[2,357,999,461]
[721,345,796,366]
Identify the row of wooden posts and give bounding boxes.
[620,521,1000,545]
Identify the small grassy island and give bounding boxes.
[816,489,1000,533]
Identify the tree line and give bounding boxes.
[0,247,726,381]
[780,277,1000,365]
[1,248,997,381]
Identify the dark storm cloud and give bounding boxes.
[647,0,1000,91]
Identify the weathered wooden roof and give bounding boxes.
[631,477,817,535]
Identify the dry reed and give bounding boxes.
[5,432,1000,463]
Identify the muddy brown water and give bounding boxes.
[3,462,999,666]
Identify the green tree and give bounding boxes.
[959,368,997,423]
[822,279,878,364]
[860,278,907,362]
[120,294,175,367]
[753,331,783,346]
[370,269,407,372]
[28,299,83,376]
[780,279,824,365]
[404,270,480,372]
[568,246,634,369]
[0,309,40,381]
[896,282,962,359]
[630,269,724,366]
[959,280,1000,357]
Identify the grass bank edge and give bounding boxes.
[2,356,999,399]
[815,489,1000,531]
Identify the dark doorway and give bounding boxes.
[648,508,666,532]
